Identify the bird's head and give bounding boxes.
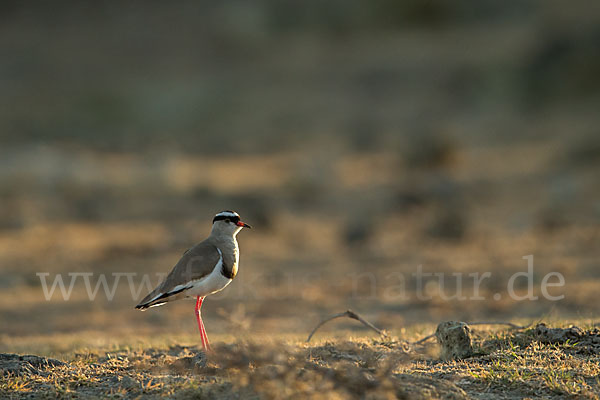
[211,210,251,237]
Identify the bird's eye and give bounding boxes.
[225,218,231,223]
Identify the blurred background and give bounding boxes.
[0,1,599,342]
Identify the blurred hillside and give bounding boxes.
[0,1,599,339]
[2,1,600,153]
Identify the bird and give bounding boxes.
[135,210,251,352]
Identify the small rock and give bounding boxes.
[534,323,584,344]
[435,321,474,360]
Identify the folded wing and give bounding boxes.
[135,241,221,310]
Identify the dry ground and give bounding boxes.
[2,321,600,399]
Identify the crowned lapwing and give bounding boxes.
[135,211,251,352]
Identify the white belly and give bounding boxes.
[185,252,233,297]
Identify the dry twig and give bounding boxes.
[307,310,529,345]
[412,333,436,345]
[306,310,386,343]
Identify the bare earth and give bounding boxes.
[2,321,600,399]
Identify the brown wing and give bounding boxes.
[135,240,220,310]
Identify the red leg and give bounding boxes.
[199,318,211,352]
[195,297,207,348]
[195,296,212,352]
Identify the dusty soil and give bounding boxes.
[2,323,600,399]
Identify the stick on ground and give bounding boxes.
[306,310,386,343]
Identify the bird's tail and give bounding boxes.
[135,287,166,311]
[135,299,167,311]
[135,284,188,310]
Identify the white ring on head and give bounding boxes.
[215,211,239,218]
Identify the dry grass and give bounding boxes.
[2,322,600,399]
